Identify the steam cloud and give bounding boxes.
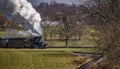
[8,0,42,36]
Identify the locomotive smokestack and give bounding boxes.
[8,0,42,36]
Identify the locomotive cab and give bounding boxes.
[31,36,47,49]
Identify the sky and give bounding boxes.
[28,0,77,6]
[0,0,86,7]
[28,0,86,6]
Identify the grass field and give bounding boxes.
[0,31,6,37]
[0,30,95,69]
[0,48,94,53]
[46,38,95,47]
[0,48,94,69]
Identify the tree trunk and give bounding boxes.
[44,33,47,41]
[78,34,81,40]
[65,37,69,48]
[74,35,77,46]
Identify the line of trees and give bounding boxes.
[39,2,86,47]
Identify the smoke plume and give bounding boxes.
[8,0,42,36]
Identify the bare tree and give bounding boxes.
[85,0,120,69]
[50,2,86,47]
[59,15,73,47]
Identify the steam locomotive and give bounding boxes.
[0,37,47,49]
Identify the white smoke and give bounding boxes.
[8,0,42,36]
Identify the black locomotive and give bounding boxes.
[0,36,47,49]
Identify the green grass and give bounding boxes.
[45,48,95,53]
[46,40,94,47]
[0,31,6,37]
[0,48,94,53]
[46,37,95,47]
[0,49,79,69]
[46,33,96,47]
[0,48,95,69]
